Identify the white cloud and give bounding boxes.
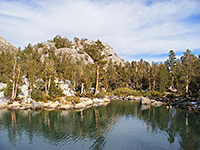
[0,0,199,61]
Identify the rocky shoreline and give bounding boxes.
[107,95,200,113]
[0,97,111,111]
[0,95,199,113]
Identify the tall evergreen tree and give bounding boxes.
[83,40,107,96]
[167,50,177,89]
[180,49,197,97]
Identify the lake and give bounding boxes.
[0,100,200,150]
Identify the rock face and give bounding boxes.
[34,38,124,65]
[102,42,123,65]
[18,76,30,102]
[0,83,9,107]
[56,79,75,96]
[0,36,17,54]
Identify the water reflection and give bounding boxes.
[0,101,200,150]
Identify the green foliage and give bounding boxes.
[85,91,95,98]
[53,35,72,49]
[146,90,163,98]
[113,88,141,96]
[96,89,106,98]
[31,89,44,101]
[41,95,51,101]
[49,80,63,99]
[0,51,14,82]
[65,96,80,104]
[1,35,199,100]
[4,81,21,100]
[3,81,12,98]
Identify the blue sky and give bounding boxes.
[0,0,199,62]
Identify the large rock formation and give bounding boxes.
[33,38,124,65]
[0,36,17,54]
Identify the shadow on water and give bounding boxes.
[0,100,200,150]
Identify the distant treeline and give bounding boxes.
[0,36,199,101]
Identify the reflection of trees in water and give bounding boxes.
[0,101,200,150]
[0,107,120,149]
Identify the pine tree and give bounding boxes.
[180,49,198,97]
[167,50,177,89]
[10,49,24,100]
[83,40,107,96]
[42,58,57,95]
[158,63,170,92]
[24,44,42,97]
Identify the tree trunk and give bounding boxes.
[73,79,76,91]
[172,73,175,89]
[186,75,189,98]
[13,67,21,100]
[81,83,84,95]
[45,80,48,95]
[29,85,32,98]
[11,80,16,100]
[148,65,151,91]
[48,76,51,93]
[148,80,151,91]
[11,60,16,100]
[153,79,156,90]
[94,65,99,96]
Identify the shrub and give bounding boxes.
[65,96,80,104]
[4,81,21,99]
[96,91,106,98]
[146,90,162,98]
[85,92,94,98]
[41,94,51,101]
[113,88,141,96]
[8,102,13,105]
[31,89,43,100]
[49,80,63,99]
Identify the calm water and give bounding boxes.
[0,101,200,150]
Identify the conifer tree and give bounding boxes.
[167,50,177,89]
[180,49,197,97]
[24,44,42,97]
[83,40,107,96]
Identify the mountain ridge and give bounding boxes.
[0,36,18,54]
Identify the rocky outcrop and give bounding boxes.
[0,83,9,108]
[0,36,17,54]
[33,38,124,65]
[55,79,75,96]
[102,42,124,65]
[55,48,94,64]
[18,77,29,102]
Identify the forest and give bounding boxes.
[0,35,199,101]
